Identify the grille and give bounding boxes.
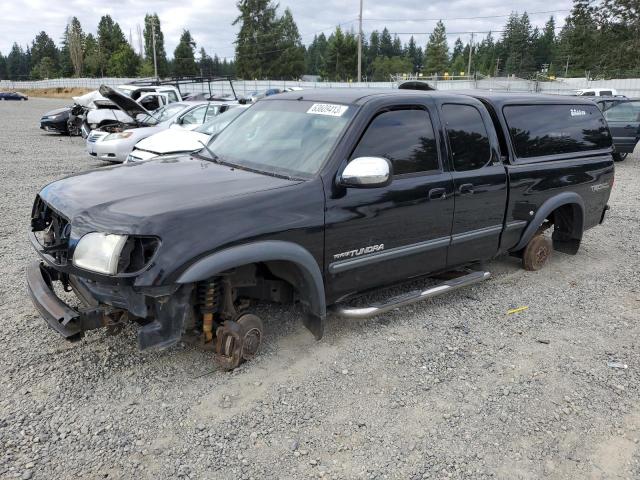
[87,131,107,143]
[31,196,71,265]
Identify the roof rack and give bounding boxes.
[125,76,237,100]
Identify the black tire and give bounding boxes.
[522,234,552,271]
[613,152,627,162]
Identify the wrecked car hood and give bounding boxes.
[133,129,211,155]
[38,156,300,233]
[98,85,150,119]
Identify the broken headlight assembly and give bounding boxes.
[73,233,159,275]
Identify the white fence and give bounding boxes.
[3,76,640,98]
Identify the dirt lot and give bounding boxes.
[0,98,639,480]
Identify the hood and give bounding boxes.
[43,106,71,117]
[99,85,150,118]
[134,129,210,155]
[38,156,300,233]
[73,90,109,108]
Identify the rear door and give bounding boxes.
[324,102,454,301]
[603,100,640,154]
[438,102,508,266]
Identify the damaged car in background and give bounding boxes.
[86,97,221,163]
[126,104,248,162]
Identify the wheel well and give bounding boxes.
[546,203,583,255]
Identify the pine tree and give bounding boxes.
[379,28,393,57]
[270,8,305,79]
[96,15,126,76]
[30,31,59,78]
[233,0,279,79]
[405,36,422,73]
[325,27,357,81]
[173,30,198,77]
[143,14,168,77]
[424,20,449,75]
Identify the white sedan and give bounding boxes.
[86,102,222,163]
[126,105,248,163]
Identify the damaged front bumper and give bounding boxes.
[26,260,114,340]
[26,260,193,349]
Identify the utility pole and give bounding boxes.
[152,21,158,80]
[564,56,570,78]
[494,58,500,77]
[467,32,474,78]
[357,0,363,83]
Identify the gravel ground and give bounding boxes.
[1,98,639,480]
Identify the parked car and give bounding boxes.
[86,101,216,163]
[40,106,73,134]
[589,95,629,113]
[126,105,248,163]
[576,87,619,97]
[27,90,614,370]
[0,91,28,100]
[602,99,640,161]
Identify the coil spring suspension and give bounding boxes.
[198,279,220,343]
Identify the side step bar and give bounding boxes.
[331,270,491,319]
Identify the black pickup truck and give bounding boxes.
[27,90,614,369]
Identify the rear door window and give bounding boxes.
[604,101,640,122]
[503,104,612,159]
[442,104,491,171]
[351,109,439,175]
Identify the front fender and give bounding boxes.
[176,240,327,339]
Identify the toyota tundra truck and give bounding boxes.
[27,90,614,369]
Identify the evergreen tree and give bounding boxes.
[450,38,465,74]
[64,17,85,77]
[96,15,126,76]
[173,30,198,76]
[108,43,140,76]
[379,28,393,57]
[0,52,7,79]
[325,26,357,81]
[556,0,598,76]
[143,13,169,77]
[84,34,102,77]
[306,33,328,76]
[233,0,279,79]
[424,20,449,75]
[6,43,30,80]
[405,36,422,73]
[30,31,59,78]
[270,8,305,79]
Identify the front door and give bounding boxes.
[439,102,508,266]
[324,104,455,302]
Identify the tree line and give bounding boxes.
[1,0,638,82]
[0,13,235,80]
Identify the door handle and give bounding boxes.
[428,187,447,200]
[459,183,474,195]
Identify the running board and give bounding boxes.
[331,271,491,319]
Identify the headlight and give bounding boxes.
[47,114,62,120]
[105,132,133,141]
[73,233,127,275]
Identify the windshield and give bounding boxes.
[207,100,353,177]
[140,103,186,125]
[196,107,246,135]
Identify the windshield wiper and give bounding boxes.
[197,140,220,163]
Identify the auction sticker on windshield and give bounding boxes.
[307,103,348,117]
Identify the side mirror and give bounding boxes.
[339,157,392,188]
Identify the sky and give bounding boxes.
[0,0,574,59]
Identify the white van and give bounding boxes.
[576,88,619,97]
